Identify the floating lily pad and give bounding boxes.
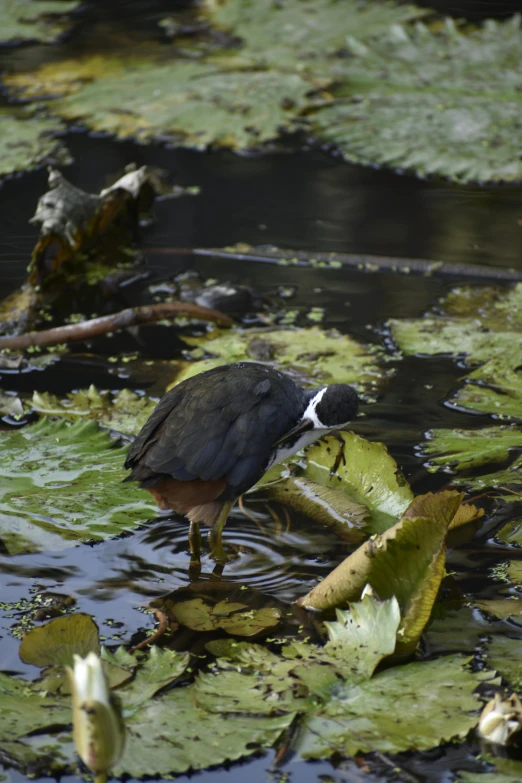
[31,387,158,436]
[475,598,522,621]
[6,55,311,149]
[422,427,522,473]
[170,326,388,396]
[452,358,522,421]
[0,113,68,177]
[459,756,522,783]
[310,17,522,183]
[200,593,401,715]
[206,0,423,70]
[116,686,292,777]
[0,418,156,554]
[0,1,81,44]
[296,655,491,757]
[485,636,522,690]
[19,613,99,668]
[171,598,281,637]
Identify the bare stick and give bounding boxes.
[0,302,232,351]
[146,245,522,282]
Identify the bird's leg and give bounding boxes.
[329,430,347,477]
[188,520,202,568]
[208,501,234,563]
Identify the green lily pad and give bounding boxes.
[171,598,281,637]
[0,671,70,743]
[6,55,311,149]
[300,432,413,533]
[475,598,522,621]
[0,1,81,44]
[115,684,293,777]
[206,0,423,70]
[485,636,522,690]
[31,387,158,436]
[451,359,522,421]
[419,426,522,492]
[310,17,522,183]
[0,113,69,177]
[0,417,156,554]
[422,426,522,473]
[200,593,401,715]
[19,613,99,668]
[295,655,489,757]
[170,326,388,396]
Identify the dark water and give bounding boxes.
[2,2,522,782]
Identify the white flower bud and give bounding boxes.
[66,652,125,775]
[478,692,522,745]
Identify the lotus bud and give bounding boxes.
[478,692,522,745]
[66,652,125,777]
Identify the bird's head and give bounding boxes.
[307,384,358,429]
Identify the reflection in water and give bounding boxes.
[0,503,352,675]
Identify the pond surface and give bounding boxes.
[2,2,522,782]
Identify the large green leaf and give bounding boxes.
[310,17,522,183]
[295,655,489,756]
[0,113,69,177]
[0,0,80,44]
[205,0,423,70]
[0,418,156,554]
[170,326,388,396]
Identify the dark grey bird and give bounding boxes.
[124,362,358,562]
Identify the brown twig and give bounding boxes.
[0,302,232,351]
[145,246,522,282]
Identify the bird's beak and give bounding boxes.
[272,417,314,448]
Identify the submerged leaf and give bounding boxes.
[170,326,388,394]
[171,598,281,636]
[0,418,155,554]
[295,655,489,757]
[256,476,369,543]
[19,613,99,668]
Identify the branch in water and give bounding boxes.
[146,245,522,282]
[0,302,232,351]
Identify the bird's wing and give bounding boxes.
[125,363,306,494]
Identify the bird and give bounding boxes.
[124,361,358,563]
